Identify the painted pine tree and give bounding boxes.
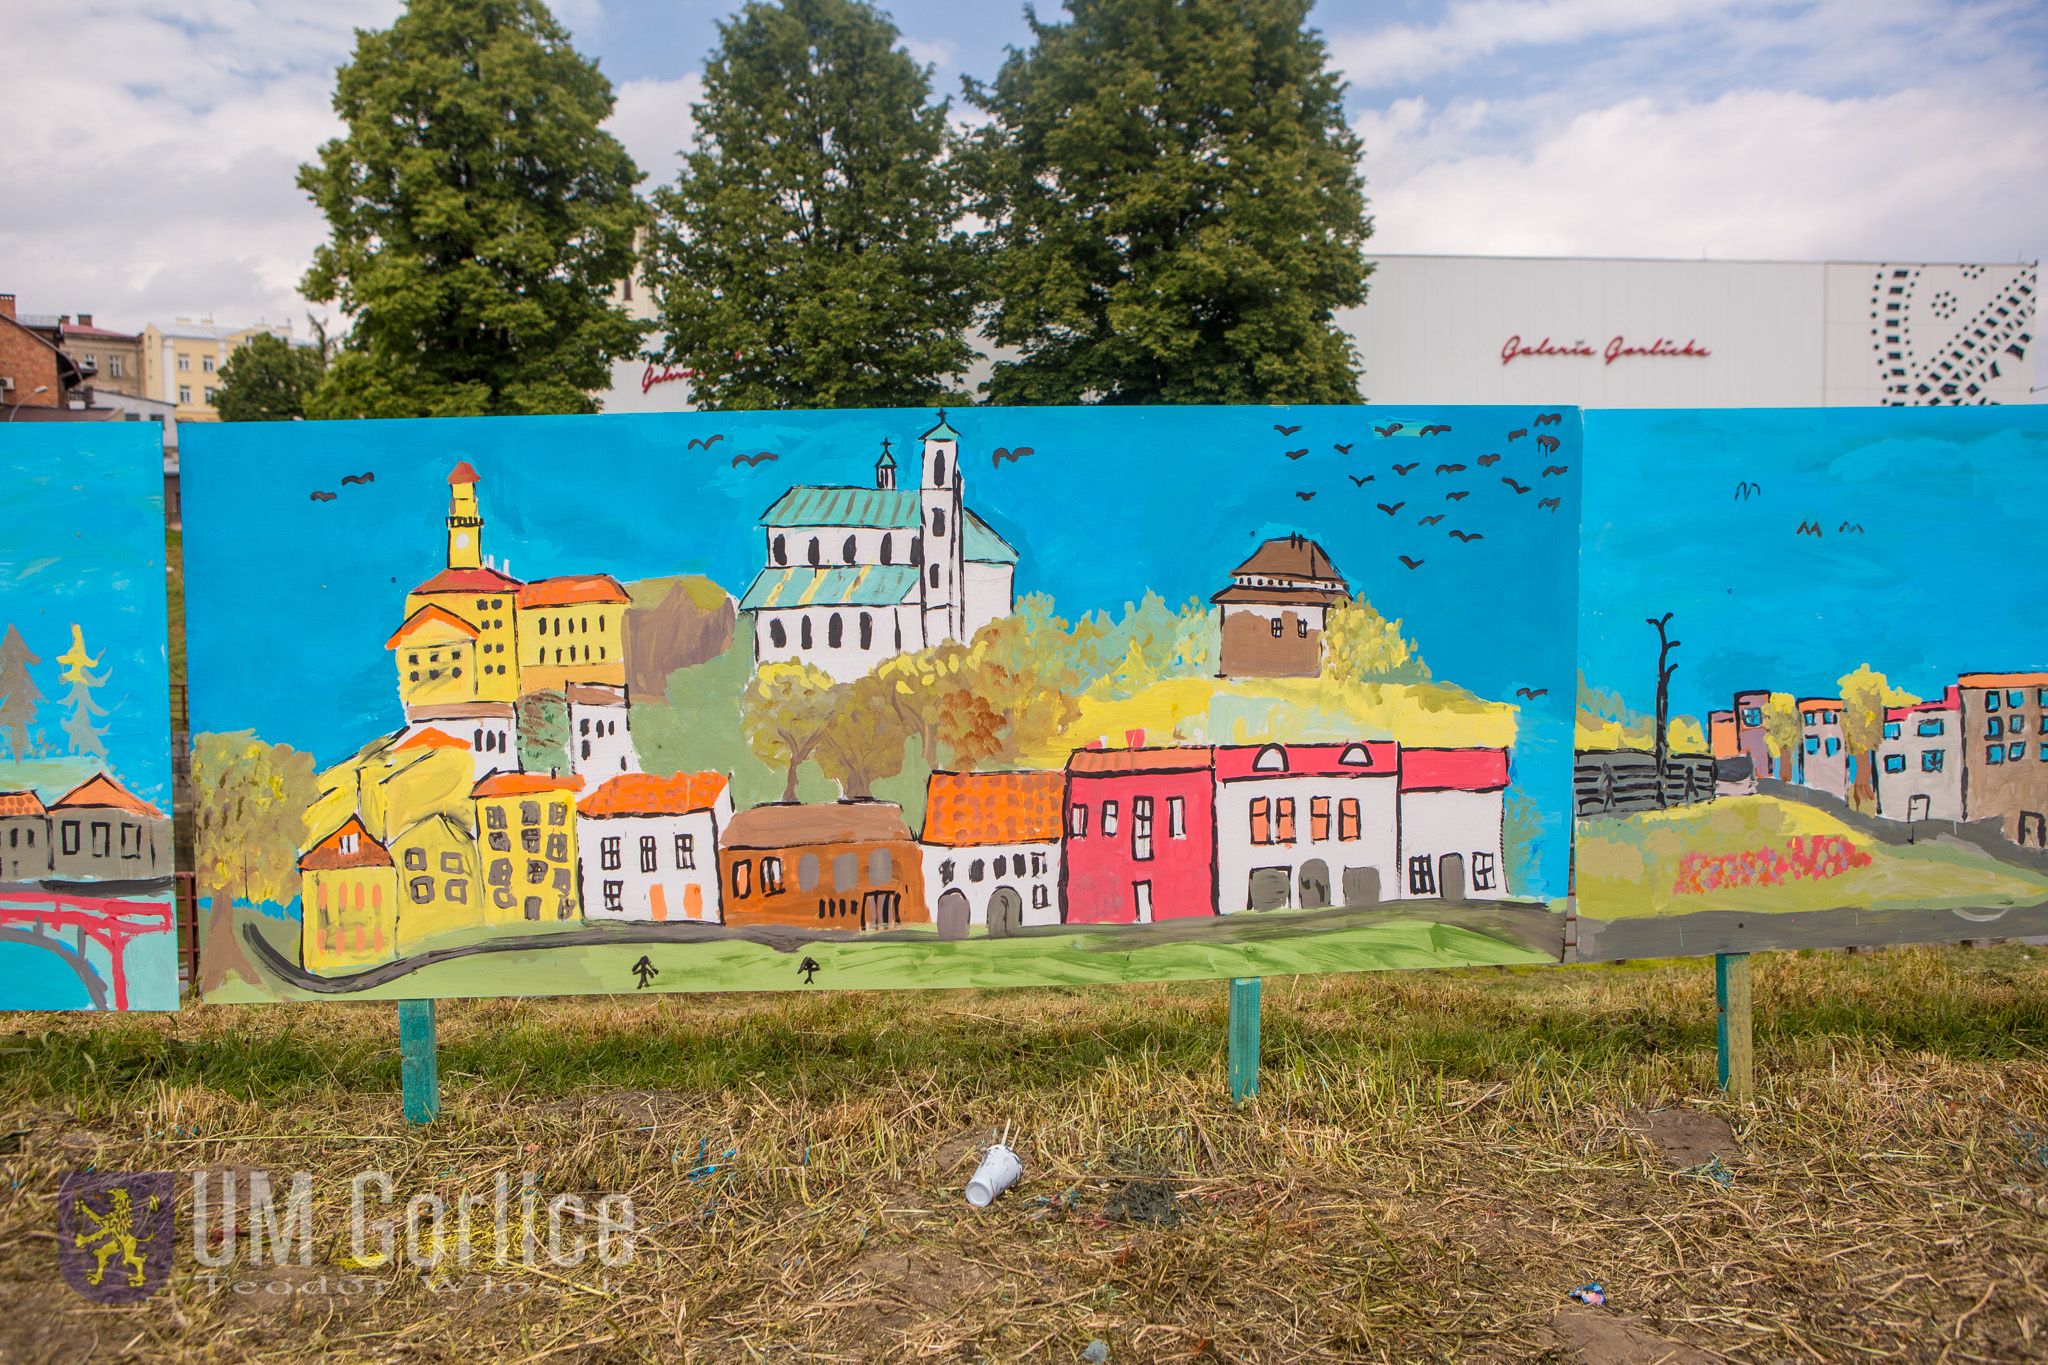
[54,624,109,762]
[0,624,43,760]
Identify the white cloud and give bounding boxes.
[903,36,960,71]
[604,74,703,185]
[1356,85,2048,262]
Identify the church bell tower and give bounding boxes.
[446,460,483,570]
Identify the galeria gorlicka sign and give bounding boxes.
[1500,334,1712,366]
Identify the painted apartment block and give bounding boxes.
[1396,749,1510,901]
[566,683,637,778]
[1731,689,1774,779]
[0,789,49,882]
[1796,698,1848,799]
[1213,741,1400,913]
[0,775,167,885]
[742,414,1018,683]
[1957,672,2048,845]
[1062,747,1217,925]
[920,770,1064,936]
[474,773,583,923]
[576,772,731,923]
[1211,534,1348,679]
[1875,687,1962,822]
[719,801,926,930]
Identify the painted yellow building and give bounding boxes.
[475,772,584,923]
[517,575,629,693]
[390,810,480,952]
[298,815,398,973]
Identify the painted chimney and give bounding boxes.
[1125,728,1146,748]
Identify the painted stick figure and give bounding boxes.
[631,956,658,989]
[798,957,821,985]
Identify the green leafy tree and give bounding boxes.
[814,674,913,799]
[1839,664,1918,809]
[191,731,319,991]
[214,333,327,422]
[0,624,43,760]
[298,0,647,418]
[1763,692,1803,782]
[964,0,1372,404]
[741,661,839,801]
[646,0,979,408]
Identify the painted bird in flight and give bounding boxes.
[1377,501,1406,516]
[1502,477,1531,494]
[1392,462,1419,476]
[1418,513,1445,526]
[1274,423,1302,436]
[1375,422,1404,437]
[1398,555,1424,570]
[687,434,725,450]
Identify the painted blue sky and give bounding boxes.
[5,0,2042,372]
[0,424,173,809]
[181,405,1581,889]
[1582,406,2048,725]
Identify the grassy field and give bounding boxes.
[5,947,2048,1361]
[1577,795,2048,917]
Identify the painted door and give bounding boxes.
[1437,853,1467,903]
[1134,881,1153,924]
[1298,859,1330,909]
[935,889,970,940]
[1341,866,1380,906]
[1247,867,1290,911]
[987,886,1023,938]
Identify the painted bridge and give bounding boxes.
[0,886,173,1009]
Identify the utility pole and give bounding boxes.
[1647,613,1680,808]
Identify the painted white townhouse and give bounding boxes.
[567,683,638,778]
[1876,686,1963,822]
[920,770,1064,935]
[1213,741,1401,912]
[1396,748,1510,901]
[575,772,732,922]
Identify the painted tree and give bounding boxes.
[646,0,979,408]
[947,615,1083,766]
[213,332,326,422]
[1323,596,1429,682]
[1839,664,1919,810]
[0,624,43,760]
[872,644,971,769]
[190,730,320,991]
[741,661,839,801]
[1763,692,1803,782]
[54,624,109,762]
[964,0,1372,403]
[1646,614,1680,807]
[298,0,647,417]
[813,674,913,799]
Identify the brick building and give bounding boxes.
[0,293,85,412]
[1957,672,2048,845]
[719,801,925,930]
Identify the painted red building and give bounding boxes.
[1060,747,1216,924]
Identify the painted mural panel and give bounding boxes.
[1575,406,2048,959]
[182,406,1581,1002]
[0,425,177,1010]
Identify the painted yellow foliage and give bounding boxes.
[1016,674,1516,766]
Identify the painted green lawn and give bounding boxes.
[206,910,1551,1003]
[1577,794,2048,918]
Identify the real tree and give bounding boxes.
[645,0,979,409]
[213,333,326,422]
[964,0,1373,404]
[298,0,647,418]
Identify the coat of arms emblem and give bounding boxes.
[59,1171,173,1303]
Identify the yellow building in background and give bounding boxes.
[140,318,299,422]
[474,773,583,923]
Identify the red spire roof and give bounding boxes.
[449,461,480,485]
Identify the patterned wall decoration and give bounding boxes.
[1869,262,2035,405]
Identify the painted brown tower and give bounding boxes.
[1210,534,1348,679]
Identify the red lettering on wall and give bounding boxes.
[1501,334,1711,366]
[640,363,696,394]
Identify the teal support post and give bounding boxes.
[1715,953,1753,1101]
[1227,977,1261,1103]
[399,999,440,1125]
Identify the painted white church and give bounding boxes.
[740,413,1019,682]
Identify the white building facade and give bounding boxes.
[575,773,733,923]
[1876,689,1964,822]
[1213,742,1400,912]
[1396,749,1510,902]
[740,415,1018,683]
[919,770,1064,934]
[567,684,638,779]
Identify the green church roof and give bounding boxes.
[738,565,922,611]
[758,487,1017,565]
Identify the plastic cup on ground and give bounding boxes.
[966,1143,1022,1207]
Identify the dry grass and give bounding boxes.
[4,947,2048,1362]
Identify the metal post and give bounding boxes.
[1227,977,1261,1103]
[399,999,440,1125]
[1715,953,1753,1102]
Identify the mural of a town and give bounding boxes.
[0,425,176,1010]
[183,406,1583,1001]
[1573,406,2048,958]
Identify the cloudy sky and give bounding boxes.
[4,0,2044,336]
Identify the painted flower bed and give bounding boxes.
[1671,835,1873,895]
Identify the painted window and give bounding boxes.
[1033,885,1050,909]
[1407,856,1436,896]
[1133,795,1154,862]
[1296,618,1308,637]
[1918,719,1945,737]
[1338,799,1361,841]
[932,507,946,536]
[1102,801,1119,836]
[1253,744,1286,772]
[1883,722,1900,740]
[410,876,433,904]
[1167,796,1185,837]
[90,823,110,857]
[604,881,623,912]
[2014,715,2029,736]
[2011,690,2027,708]
[676,834,695,870]
[773,534,787,565]
[933,453,946,484]
[800,616,813,649]
[639,836,658,873]
[938,858,954,886]
[833,853,857,891]
[1884,754,1906,773]
[1275,798,1296,842]
[880,535,892,565]
[2012,743,2027,761]
[1825,738,1840,756]
[994,854,1007,877]
[1070,804,1088,837]
[731,859,751,898]
[1988,745,2006,765]
[1805,737,1819,754]
[1249,797,1271,845]
[842,534,856,564]
[859,613,873,650]
[441,852,464,874]
[546,834,567,861]
[929,564,941,588]
[762,856,784,894]
[1270,617,1283,638]
[1989,717,2004,738]
[1987,691,2001,710]
[1740,707,1761,726]
[870,849,892,883]
[1472,853,1497,891]
[828,614,844,648]
[447,880,468,904]
[808,538,821,566]
[1923,750,1945,772]
[970,858,984,883]
[1310,797,1330,841]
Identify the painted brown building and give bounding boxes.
[1210,534,1349,679]
[719,801,927,930]
[1957,671,2048,845]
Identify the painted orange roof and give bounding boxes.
[394,726,470,752]
[411,564,522,595]
[472,772,585,799]
[922,771,1064,846]
[297,815,393,871]
[579,771,728,817]
[517,574,630,609]
[385,603,480,649]
[1960,671,2048,687]
[0,790,47,817]
[1067,746,1214,775]
[449,460,480,485]
[50,773,162,819]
